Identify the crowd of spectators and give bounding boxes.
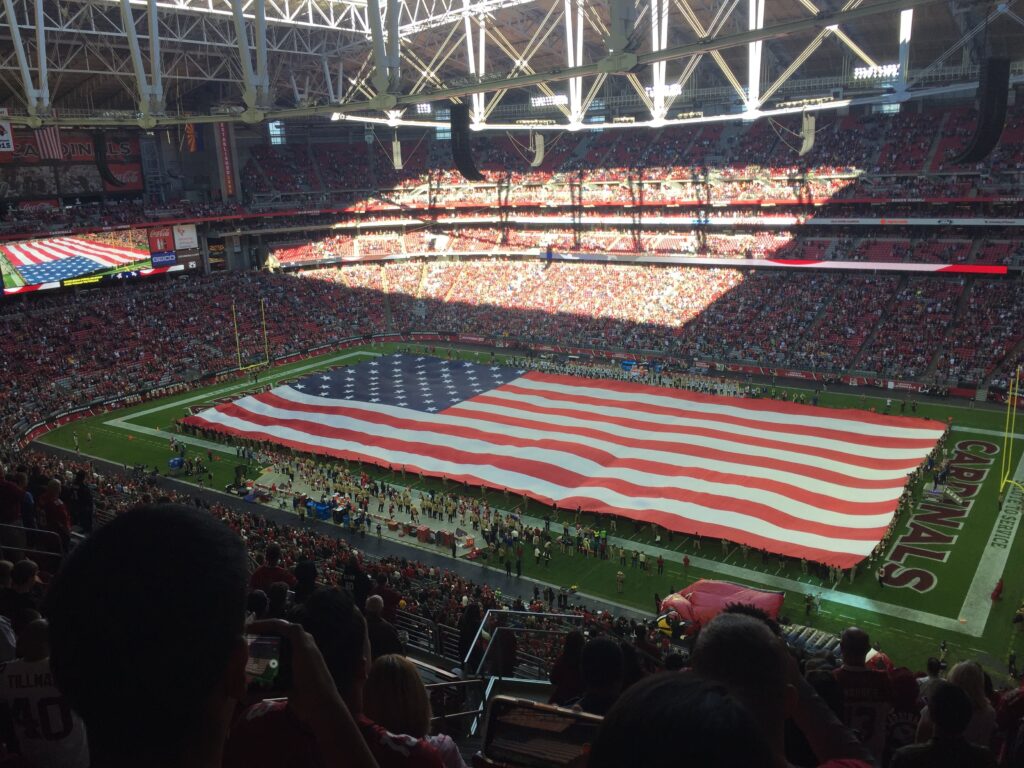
[229,105,1024,211]
[11,477,1023,768]
[268,226,1024,268]
[0,263,1021,458]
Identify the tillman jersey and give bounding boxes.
[0,658,88,768]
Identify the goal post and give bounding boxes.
[1000,365,1023,495]
[232,298,271,373]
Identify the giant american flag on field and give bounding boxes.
[184,354,946,567]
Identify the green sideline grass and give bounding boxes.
[37,342,1024,679]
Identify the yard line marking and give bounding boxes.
[953,426,1024,440]
[957,450,1024,635]
[108,351,378,422]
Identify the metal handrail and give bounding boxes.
[429,708,483,723]
[464,609,586,669]
[0,523,66,571]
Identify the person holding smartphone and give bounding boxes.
[224,587,445,768]
[43,504,378,768]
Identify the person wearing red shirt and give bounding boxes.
[0,466,27,556]
[371,576,402,622]
[833,627,894,761]
[39,479,71,552]
[0,467,23,526]
[249,544,297,592]
[225,587,444,768]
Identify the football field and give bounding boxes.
[36,342,1024,679]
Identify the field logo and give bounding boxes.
[881,439,998,593]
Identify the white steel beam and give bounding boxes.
[756,27,829,105]
[366,0,389,92]
[254,0,269,100]
[119,0,155,115]
[322,55,336,102]
[675,0,747,104]
[606,0,635,53]
[748,0,764,111]
[33,0,48,107]
[3,0,41,112]
[146,0,162,107]
[649,0,669,120]
[229,0,259,107]
[897,8,912,90]
[403,23,460,95]
[664,0,738,112]
[563,0,585,124]
[386,0,400,88]
[482,3,565,119]
[474,12,485,122]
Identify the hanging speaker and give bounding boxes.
[449,104,485,181]
[93,132,125,187]
[798,113,815,156]
[950,57,1010,165]
[530,132,545,168]
[392,138,403,170]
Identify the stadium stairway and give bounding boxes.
[984,334,1024,390]
[561,131,599,171]
[923,281,977,381]
[379,268,396,332]
[922,111,952,172]
[822,238,844,261]
[307,143,327,193]
[848,273,908,372]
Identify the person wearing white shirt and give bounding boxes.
[0,620,88,768]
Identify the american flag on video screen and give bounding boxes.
[184,354,945,567]
[34,124,62,161]
[0,236,148,284]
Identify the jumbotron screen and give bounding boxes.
[0,225,199,295]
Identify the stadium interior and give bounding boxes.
[1,0,1024,765]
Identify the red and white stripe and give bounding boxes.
[186,371,944,566]
[35,125,62,161]
[1,236,148,267]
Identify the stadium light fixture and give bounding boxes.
[531,94,569,107]
[644,83,683,98]
[853,63,900,79]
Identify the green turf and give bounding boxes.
[37,342,1024,680]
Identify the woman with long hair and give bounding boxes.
[364,654,468,768]
[917,660,996,748]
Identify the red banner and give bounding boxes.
[103,163,144,192]
[0,131,139,165]
[148,227,174,254]
[217,123,236,198]
[17,198,59,212]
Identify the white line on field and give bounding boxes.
[956,449,1024,635]
[103,351,379,453]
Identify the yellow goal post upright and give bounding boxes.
[231,298,272,373]
[1000,364,1024,495]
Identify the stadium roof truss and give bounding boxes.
[0,0,1021,128]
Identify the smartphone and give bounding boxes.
[479,696,602,768]
[244,634,292,692]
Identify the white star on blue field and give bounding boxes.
[18,256,104,284]
[287,354,526,412]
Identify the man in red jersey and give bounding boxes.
[693,612,875,768]
[833,627,893,761]
[225,586,444,768]
[250,543,297,592]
